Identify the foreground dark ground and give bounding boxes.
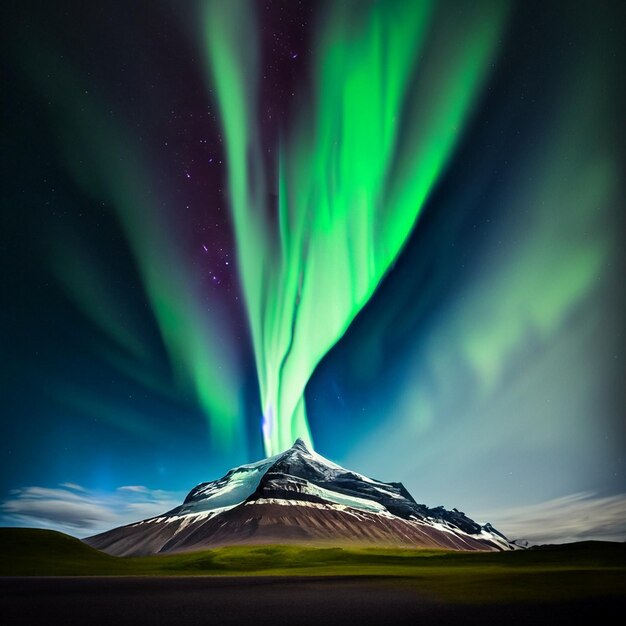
[1,529,624,625]
[2,576,625,626]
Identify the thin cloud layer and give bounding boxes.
[478,492,626,545]
[0,483,184,538]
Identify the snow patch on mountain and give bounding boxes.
[175,454,281,515]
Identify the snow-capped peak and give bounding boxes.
[87,439,517,555]
[121,440,516,552]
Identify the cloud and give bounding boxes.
[0,483,184,538]
[59,482,86,492]
[477,492,626,545]
[117,485,150,494]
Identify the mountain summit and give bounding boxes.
[85,440,514,556]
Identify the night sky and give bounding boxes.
[1,0,625,544]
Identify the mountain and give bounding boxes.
[85,439,515,556]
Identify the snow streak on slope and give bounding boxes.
[175,453,281,515]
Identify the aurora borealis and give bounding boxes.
[1,0,625,542]
[205,0,507,455]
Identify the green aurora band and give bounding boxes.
[204,0,508,455]
[19,48,244,448]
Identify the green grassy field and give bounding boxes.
[1,528,624,604]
